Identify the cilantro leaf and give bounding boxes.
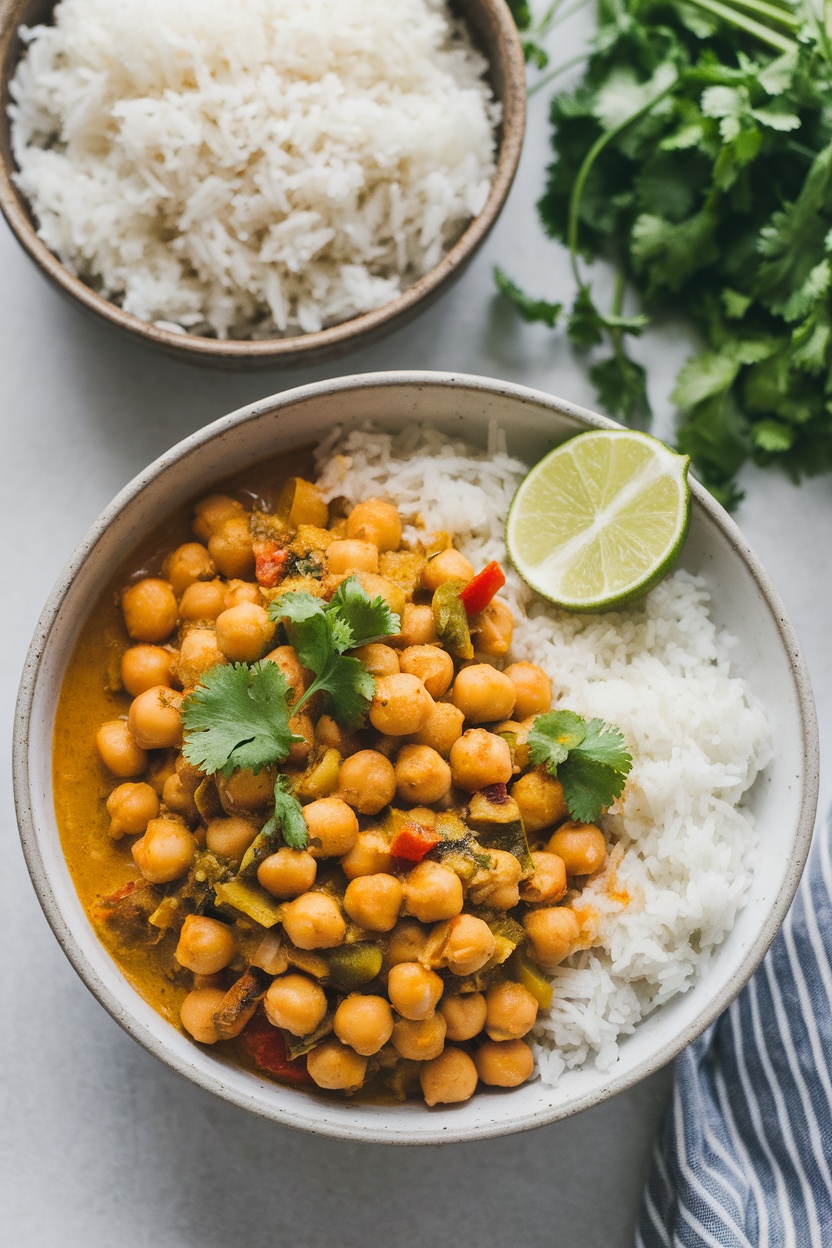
[494,267,562,328]
[528,710,632,823]
[329,576,401,647]
[261,775,309,850]
[181,662,299,777]
[269,576,397,726]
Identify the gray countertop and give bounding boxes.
[2,40,830,1247]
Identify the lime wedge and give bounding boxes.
[506,430,691,612]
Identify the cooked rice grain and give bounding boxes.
[10,0,498,338]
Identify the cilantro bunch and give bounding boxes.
[180,577,399,849]
[528,709,632,822]
[499,0,832,507]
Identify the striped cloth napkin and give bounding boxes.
[637,808,831,1247]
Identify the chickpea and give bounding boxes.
[303,797,359,859]
[281,891,346,949]
[519,851,567,904]
[386,919,430,967]
[387,962,443,1020]
[316,714,361,756]
[439,992,487,1042]
[420,1047,479,1107]
[391,1013,446,1061]
[263,645,310,703]
[353,643,400,679]
[96,720,148,778]
[340,830,394,880]
[354,572,406,620]
[306,1038,367,1091]
[346,498,402,551]
[511,770,569,834]
[216,767,274,814]
[146,751,177,797]
[163,542,216,598]
[451,665,516,725]
[421,548,475,592]
[205,815,259,861]
[162,771,199,821]
[177,629,225,688]
[402,861,463,923]
[394,744,452,806]
[337,751,396,815]
[344,874,402,932]
[180,987,226,1044]
[121,645,176,696]
[192,494,245,543]
[121,578,178,643]
[474,1039,534,1087]
[493,719,531,770]
[286,712,315,768]
[503,662,552,720]
[327,539,379,575]
[485,981,539,1041]
[449,729,512,792]
[370,673,434,736]
[399,645,454,699]
[175,915,236,975]
[279,477,329,528]
[546,823,607,876]
[224,580,261,609]
[437,914,496,976]
[411,701,465,758]
[106,781,159,839]
[468,849,522,910]
[208,514,254,580]
[132,816,195,883]
[473,598,514,658]
[524,906,581,970]
[334,995,394,1056]
[395,603,437,648]
[263,973,327,1036]
[257,847,317,898]
[127,685,183,750]
[215,602,274,663]
[178,579,227,622]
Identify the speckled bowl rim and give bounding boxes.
[13,370,820,1143]
[0,0,526,367]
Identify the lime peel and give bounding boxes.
[506,430,691,612]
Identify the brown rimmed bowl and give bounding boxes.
[13,370,820,1143]
[0,0,526,369]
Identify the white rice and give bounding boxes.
[9,0,498,338]
[315,423,773,1083]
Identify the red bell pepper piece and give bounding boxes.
[242,1012,313,1086]
[390,822,441,863]
[458,561,506,617]
[253,540,289,588]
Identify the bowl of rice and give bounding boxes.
[0,0,524,367]
[14,370,819,1141]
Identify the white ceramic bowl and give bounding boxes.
[14,371,819,1143]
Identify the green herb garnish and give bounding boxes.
[181,661,300,778]
[528,709,632,823]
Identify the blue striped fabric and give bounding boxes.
[637,809,832,1248]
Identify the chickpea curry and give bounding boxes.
[54,457,632,1107]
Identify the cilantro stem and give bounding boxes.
[679,0,797,50]
[528,50,589,98]
[567,78,678,285]
[721,0,801,29]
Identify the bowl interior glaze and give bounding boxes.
[14,372,819,1142]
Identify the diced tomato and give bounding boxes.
[253,540,289,588]
[458,561,506,617]
[242,1012,312,1086]
[390,822,441,863]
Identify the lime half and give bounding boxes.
[506,429,691,612]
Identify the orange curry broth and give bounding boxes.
[52,447,315,1036]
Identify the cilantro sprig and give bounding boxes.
[181,576,400,851]
[498,0,832,506]
[269,576,400,727]
[528,709,632,824]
